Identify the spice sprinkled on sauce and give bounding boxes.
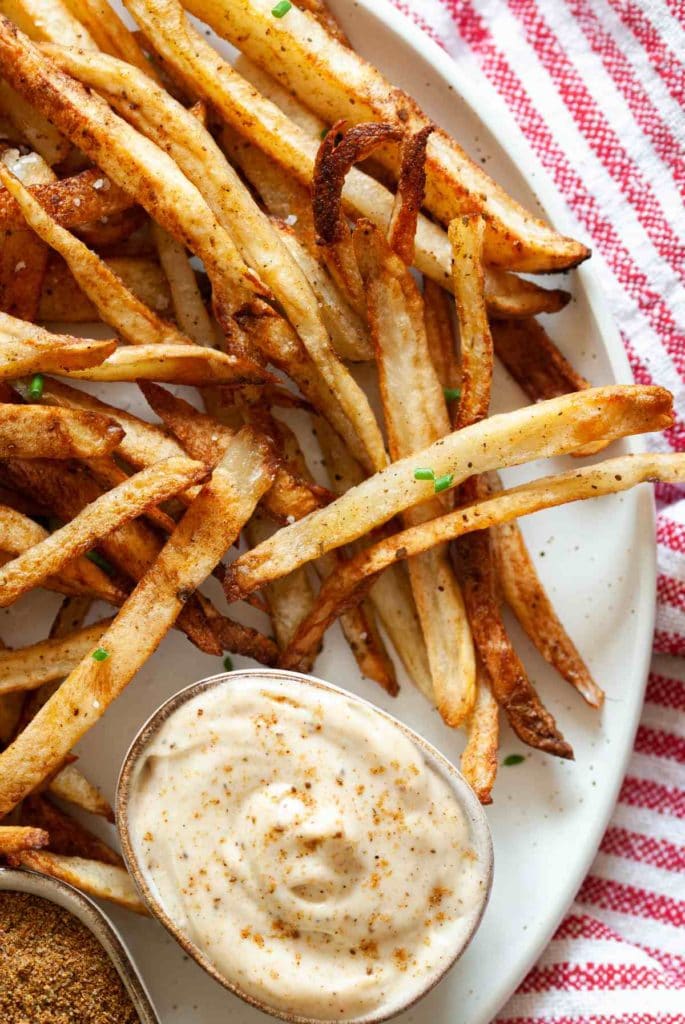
[127,676,488,1020]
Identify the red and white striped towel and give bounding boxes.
[392,0,685,1019]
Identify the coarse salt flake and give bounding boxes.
[14,261,26,272]
[284,214,298,226]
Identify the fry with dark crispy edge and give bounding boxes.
[0,426,275,816]
[0,404,123,459]
[0,164,193,347]
[0,824,48,854]
[0,169,134,232]
[40,255,173,322]
[180,0,589,272]
[15,851,147,913]
[224,386,673,600]
[0,620,112,696]
[492,317,590,401]
[61,343,271,386]
[460,663,499,804]
[0,313,115,376]
[279,453,685,735]
[0,456,207,608]
[21,795,122,865]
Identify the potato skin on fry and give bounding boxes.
[0,404,124,459]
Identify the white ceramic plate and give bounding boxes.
[5,1,656,1021]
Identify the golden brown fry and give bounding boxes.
[0,620,112,696]
[233,53,327,138]
[0,164,192,347]
[0,824,48,854]
[224,387,674,600]
[485,268,570,318]
[47,762,113,821]
[0,456,207,608]
[151,224,215,347]
[0,313,115,376]
[0,427,275,815]
[21,795,122,865]
[0,169,134,232]
[16,851,147,913]
[0,0,95,44]
[0,81,68,165]
[0,147,54,321]
[39,255,173,323]
[0,404,123,459]
[187,0,588,272]
[423,277,460,398]
[63,0,164,80]
[293,0,350,45]
[460,664,499,805]
[449,213,493,428]
[61,343,271,385]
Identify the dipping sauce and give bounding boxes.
[126,676,489,1021]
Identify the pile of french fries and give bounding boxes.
[0,0,682,913]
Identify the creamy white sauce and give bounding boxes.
[127,677,488,1020]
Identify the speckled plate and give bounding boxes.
[6,0,655,1021]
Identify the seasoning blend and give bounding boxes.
[0,890,140,1024]
[124,672,492,1022]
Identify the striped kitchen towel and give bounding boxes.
[393,0,685,1020]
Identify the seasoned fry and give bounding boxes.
[0,427,275,815]
[423,277,460,398]
[279,453,685,704]
[0,404,123,459]
[0,168,134,232]
[225,386,672,599]
[39,255,173,323]
[63,0,164,80]
[0,620,112,696]
[47,762,113,820]
[152,224,215,347]
[0,456,207,607]
[0,164,192,347]
[61,343,271,385]
[449,213,492,428]
[0,824,48,854]
[187,0,588,271]
[485,269,570,318]
[0,147,54,321]
[460,664,499,805]
[0,313,115,376]
[0,0,95,44]
[492,317,590,401]
[16,851,147,913]
[21,795,122,865]
[0,80,68,165]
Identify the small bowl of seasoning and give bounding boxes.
[0,866,159,1024]
[118,668,493,1024]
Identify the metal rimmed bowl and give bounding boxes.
[0,865,159,1024]
[117,668,494,1024]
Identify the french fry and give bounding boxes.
[39,255,174,323]
[0,426,276,815]
[151,224,215,347]
[460,664,499,804]
[61,343,272,385]
[0,147,54,321]
[0,313,115,376]
[186,0,589,272]
[279,452,685,716]
[0,620,112,696]
[233,53,327,138]
[0,168,134,232]
[0,824,48,854]
[492,317,590,401]
[485,269,569,318]
[21,795,123,865]
[0,165,192,347]
[50,44,387,474]
[449,213,493,428]
[16,851,147,913]
[48,763,113,820]
[423,278,460,397]
[0,404,123,459]
[290,0,349,46]
[224,386,673,600]
[0,80,69,165]
[0,0,94,44]
[0,456,207,607]
[63,0,164,80]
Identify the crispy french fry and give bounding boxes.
[0,404,123,459]
[0,0,95,45]
[0,824,48,854]
[63,0,164,80]
[0,456,207,607]
[279,452,685,716]
[460,664,499,805]
[224,387,673,600]
[16,850,147,913]
[0,147,54,321]
[0,80,69,165]
[0,164,192,347]
[492,317,590,401]
[151,224,215,347]
[485,269,569,318]
[186,0,588,272]
[0,426,276,815]
[0,313,115,376]
[423,278,460,397]
[21,795,122,865]
[40,255,174,323]
[0,168,134,232]
[61,343,271,385]
[48,762,113,820]
[449,213,492,429]
[233,53,327,138]
[0,620,112,696]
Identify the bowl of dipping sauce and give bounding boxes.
[118,669,493,1024]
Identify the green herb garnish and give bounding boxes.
[503,754,525,766]
[27,374,44,401]
[320,127,329,140]
[92,647,109,662]
[86,550,112,573]
[223,655,234,672]
[433,473,454,493]
[271,0,292,16]
[443,386,461,403]
[413,468,435,481]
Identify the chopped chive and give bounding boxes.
[414,468,435,481]
[27,374,44,401]
[92,647,109,662]
[503,753,525,766]
[443,386,461,403]
[223,655,234,672]
[433,473,454,493]
[271,0,292,16]
[320,127,329,140]
[86,550,112,574]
